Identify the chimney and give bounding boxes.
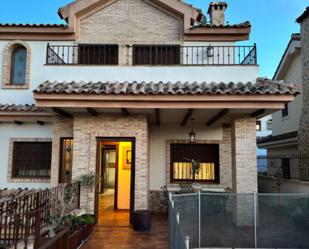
[207,2,228,26]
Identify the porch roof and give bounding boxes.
[0,104,53,123]
[34,78,300,96]
[0,104,44,113]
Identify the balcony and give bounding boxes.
[46,43,257,66]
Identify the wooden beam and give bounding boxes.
[37,121,45,125]
[251,109,265,118]
[181,109,194,126]
[206,109,229,126]
[14,121,23,125]
[121,108,129,117]
[155,109,160,126]
[87,108,98,116]
[52,107,72,118]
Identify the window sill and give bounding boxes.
[2,84,29,89]
[9,177,50,183]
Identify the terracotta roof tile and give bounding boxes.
[0,104,45,113]
[33,78,300,96]
[191,21,251,29]
[0,23,68,28]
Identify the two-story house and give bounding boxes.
[0,0,299,225]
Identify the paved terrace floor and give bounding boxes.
[84,215,168,249]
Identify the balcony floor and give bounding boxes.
[84,214,168,249]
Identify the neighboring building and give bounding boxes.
[258,34,301,157]
[0,0,299,223]
[256,115,272,172]
[258,7,309,193]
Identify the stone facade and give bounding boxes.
[149,190,168,213]
[2,40,31,89]
[50,117,74,186]
[7,137,52,183]
[298,14,309,179]
[72,114,148,212]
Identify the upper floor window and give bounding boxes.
[133,45,180,65]
[78,44,118,65]
[267,119,272,130]
[282,103,289,118]
[256,121,262,131]
[10,46,27,85]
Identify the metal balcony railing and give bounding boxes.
[46,43,257,66]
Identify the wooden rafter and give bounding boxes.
[251,109,265,118]
[181,109,194,126]
[206,109,229,126]
[155,109,160,126]
[52,107,72,118]
[121,108,129,116]
[14,121,23,125]
[87,108,98,116]
[37,121,45,125]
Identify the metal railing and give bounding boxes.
[169,192,309,249]
[257,154,309,181]
[46,43,257,66]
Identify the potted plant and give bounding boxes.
[74,172,100,212]
[63,214,84,249]
[80,214,96,241]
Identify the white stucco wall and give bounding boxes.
[0,123,52,189]
[259,175,309,193]
[0,40,259,105]
[149,123,223,190]
[272,52,302,136]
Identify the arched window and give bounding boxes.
[10,46,27,85]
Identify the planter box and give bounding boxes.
[82,224,95,241]
[69,229,83,249]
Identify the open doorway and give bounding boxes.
[96,138,135,227]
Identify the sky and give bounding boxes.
[0,0,307,78]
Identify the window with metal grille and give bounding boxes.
[133,45,180,65]
[170,143,219,183]
[12,142,52,178]
[78,44,118,65]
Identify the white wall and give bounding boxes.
[149,123,223,190]
[259,175,309,193]
[0,40,259,105]
[272,52,302,136]
[0,123,52,189]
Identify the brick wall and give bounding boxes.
[50,117,74,186]
[78,0,182,44]
[72,114,149,212]
[231,116,257,193]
